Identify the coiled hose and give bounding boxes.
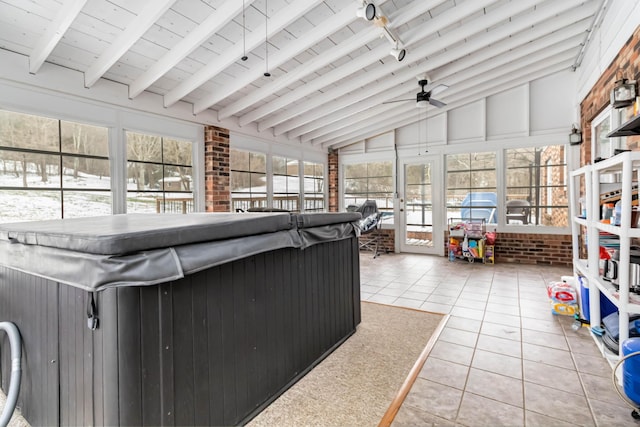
[0,322,21,427]
[612,350,640,420]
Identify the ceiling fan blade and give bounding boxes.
[429,98,446,108]
[430,84,449,96]
[382,98,413,104]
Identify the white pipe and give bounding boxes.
[0,322,21,427]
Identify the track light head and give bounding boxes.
[390,47,406,62]
[356,3,376,21]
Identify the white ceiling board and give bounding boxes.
[0,0,605,149]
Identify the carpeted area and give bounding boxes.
[247,302,446,427]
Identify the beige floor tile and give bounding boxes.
[450,306,485,321]
[427,294,458,305]
[457,291,490,302]
[472,349,522,379]
[522,359,583,395]
[521,342,575,370]
[589,396,636,427]
[524,382,594,426]
[476,334,522,358]
[579,371,628,406]
[525,410,581,427]
[465,368,524,407]
[444,316,482,334]
[420,301,453,314]
[392,404,455,427]
[573,352,615,378]
[429,340,475,366]
[483,311,521,328]
[521,328,569,351]
[401,290,431,301]
[419,357,470,390]
[439,327,478,348]
[485,302,520,316]
[402,378,463,421]
[520,317,565,335]
[454,298,487,311]
[480,321,521,341]
[456,392,524,427]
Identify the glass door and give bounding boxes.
[399,157,442,255]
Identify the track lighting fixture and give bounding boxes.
[390,46,406,62]
[357,3,407,63]
[356,3,376,21]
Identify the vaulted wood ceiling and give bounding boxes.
[0,0,603,149]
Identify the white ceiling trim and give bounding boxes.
[84,0,177,88]
[268,0,562,137]
[29,0,88,74]
[163,0,325,108]
[128,0,258,99]
[257,0,503,133]
[324,61,574,150]
[299,18,593,143]
[193,2,360,115]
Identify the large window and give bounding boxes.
[304,161,324,212]
[273,155,301,212]
[126,131,193,214]
[230,148,267,211]
[446,152,497,223]
[343,161,394,214]
[505,146,567,227]
[230,149,325,213]
[0,109,110,222]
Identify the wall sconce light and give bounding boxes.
[569,125,582,145]
[356,3,376,21]
[390,46,406,62]
[610,69,637,108]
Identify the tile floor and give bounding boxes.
[358,253,637,427]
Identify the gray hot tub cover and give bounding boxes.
[0,212,361,292]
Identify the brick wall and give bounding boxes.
[376,229,395,253]
[580,25,640,163]
[328,150,339,212]
[442,232,572,266]
[493,233,572,266]
[204,125,230,212]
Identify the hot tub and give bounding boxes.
[0,212,361,426]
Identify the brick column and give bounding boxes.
[580,24,640,163]
[328,149,339,212]
[204,125,230,212]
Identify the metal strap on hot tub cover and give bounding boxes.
[87,292,98,330]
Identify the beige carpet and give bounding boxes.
[247,302,445,427]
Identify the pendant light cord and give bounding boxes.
[264,0,270,76]
[241,0,247,61]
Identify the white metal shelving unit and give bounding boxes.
[570,151,640,362]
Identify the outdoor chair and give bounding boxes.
[355,200,383,258]
[506,199,530,224]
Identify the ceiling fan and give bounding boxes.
[384,78,448,108]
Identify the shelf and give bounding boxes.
[594,221,640,238]
[592,150,640,173]
[591,275,640,314]
[606,112,640,137]
[570,155,640,360]
[589,330,620,369]
[573,258,588,277]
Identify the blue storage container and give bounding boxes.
[580,279,618,322]
[622,338,640,406]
